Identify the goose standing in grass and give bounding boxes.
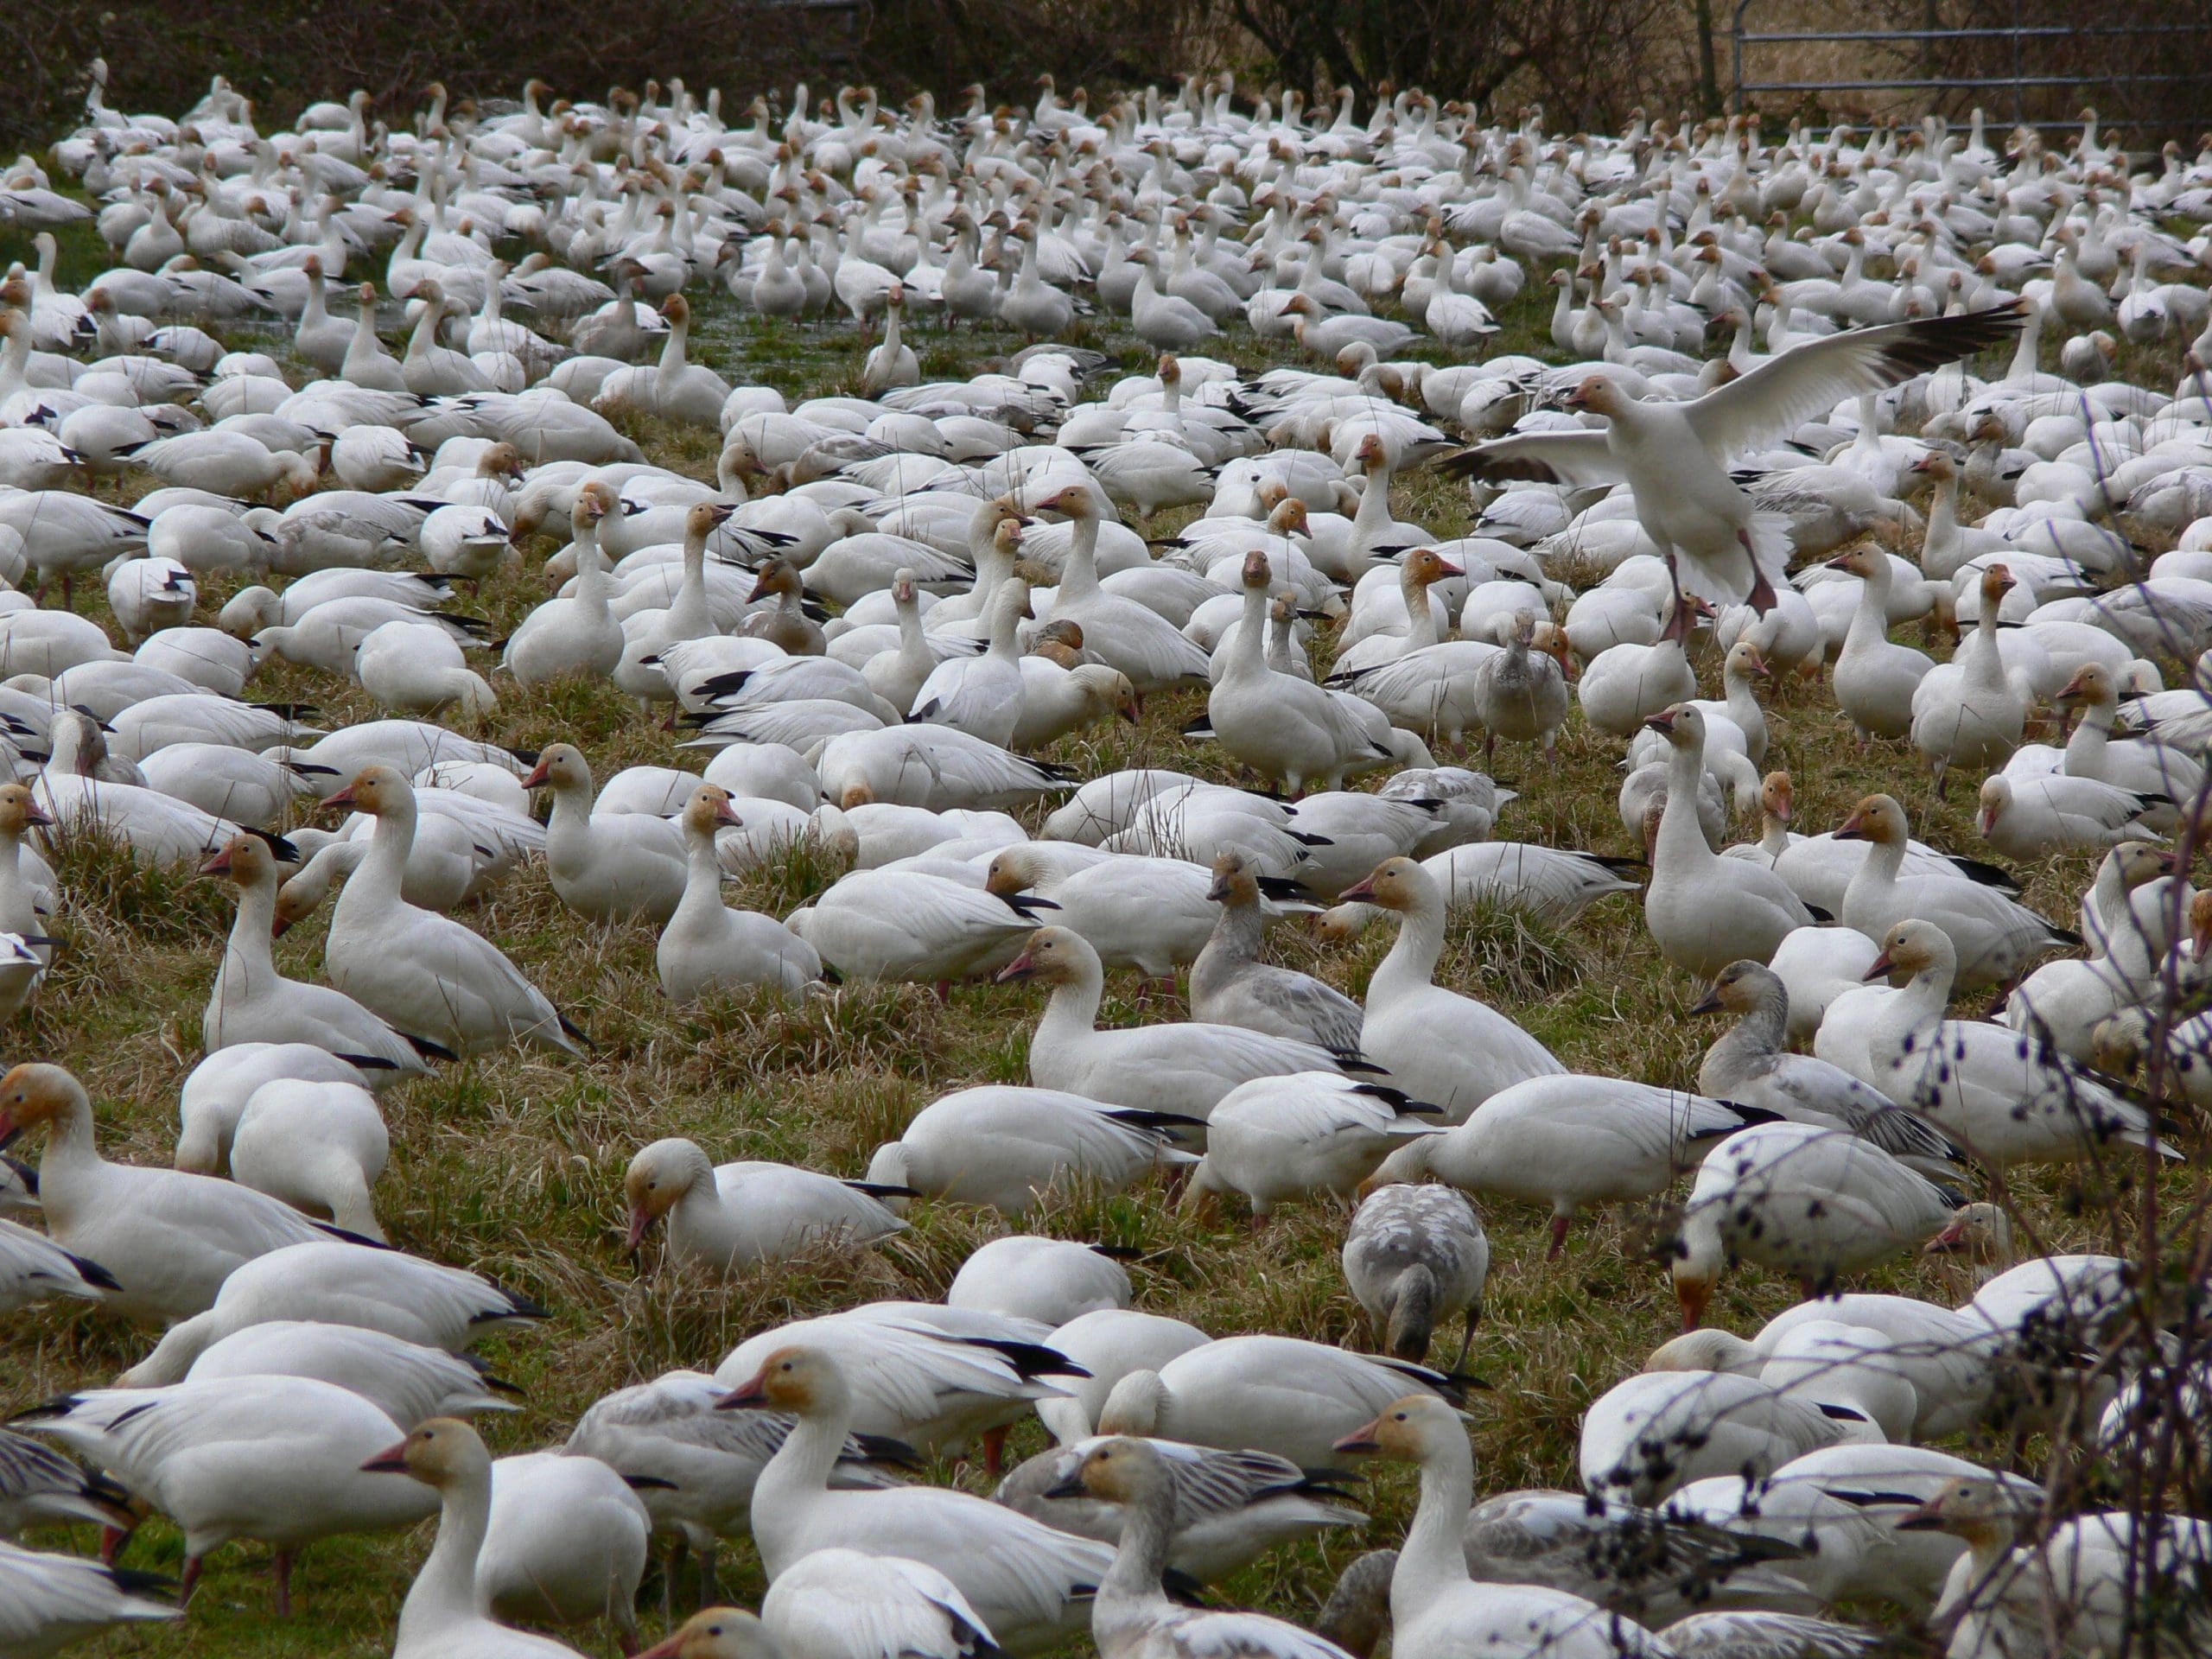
[1333,858,1563,1132]
[1667,1122,1966,1330]
[996,926,1370,1128]
[623,1137,906,1273]
[319,768,585,1058]
[1640,705,1815,979]
[1826,546,1934,741]
[1183,1074,1442,1221]
[1335,1395,1668,1659]
[523,743,687,925]
[1189,851,1364,1060]
[1910,563,2028,791]
[864,1084,1192,1215]
[0,1063,349,1323]
[200,834,437,1075]
[1342,1184,1488,1366]
[718,1344,1115,1656]
[362,1418,585,1658]
[1045,1438,1361,1659]
[504,485,624,687]
[1442,306,2024,626]
[658,785,822,1003]
[19,1376,434,1614]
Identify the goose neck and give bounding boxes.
[1654,739,1713,868]
[1396,1430,1476,1618]
[1098,1479,1177,1611]
[222,875,279,980]
[1374,887,1446,995]
[1057,513,1102,601]
[1036,958,1106,1044]
[404,1463,493,1633]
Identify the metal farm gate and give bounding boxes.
[1728,2,2212,139]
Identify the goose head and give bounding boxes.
[520,742,592,797]
[1207,849,1261,906]
[1643,1328,1762,1376]
[1974,774,2013,839]
[982,846,1046,899]
[0,1063,88,1151]
[2056,660,2116,709]
[1864,917,1954,983]
[1910,449,1959,485]
[1978,563,2016,610]
[747,557,803,603]
[1834,791,1908,846]
[1072,664,1139,723]
[1336,855,1429,912]
[1267,499,1309,538]
[321,764,411,817]
[660,293,690,327]
[1332,1391,1464,1459]
[1824,545,1885,580]
[359,1414,489,1487]
[623,1136,712,1249]
[685,499,736,543]
[1640,702,1707,752]
[572,481,615,536]
[994,925,1092,986]
[0,783,52,840]
[680,784,743,845]
[1562,374,1627,417]
[1239,549,1272,591]
[1399,547,1462,589]
[1758,770,1793,825]
[1686,958,1786,1020]
[1722,639,1771,686]
[200,831,280,888]
[716,1342,853,1418]
[1893,1474,2038,1548]
[637,1607,781,1659]
[1032,483,1101,523]
[1923,1200,2014,1266]
[1042,1434,1174,1507]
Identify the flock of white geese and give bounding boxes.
[3,61,2212,1659]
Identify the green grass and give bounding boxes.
[0,211,2196,1657]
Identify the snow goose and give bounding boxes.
[0,1537,176,1651]
[1468,611,1570,760]
[1443,305,2024,626]
[1825,546,1934,740]
[1976,772,2164,858]
[504,484,625,687]
[479,1451,651,1654]
[183,1320,514,1430]
[623,1137,905,1273]
[645,1554,994,1659]
[1574,627,1698,739]
[120,1239,543,1387]
[0,1214,118,1314]
[982,844,1220,982]
[1319,842,1640,940]
[360,1419,584,1659]
[1042,1438,1360,1659]
[792,867,1052,993]
[1209,550,1394,793]
[223,1076,388,1240]
[863,1084,1192,1216]
[1027,486,1211,691]
[948,1235,1131,1326]
[1190,852,1363,1058]
[814,725,1071,814]
[658,785,822,1002]
[1910,563,2029,790]
[1335,857,1562,1131]
[1095,1336,1465,1468]
[355,619,498,721]
[20,1376,433,1613]
[1001,1431,1359,1586]
[199,834,437,1074]
[719,1344,1114,1656]
[1185,1075,1442,1221]
[1667,1122,1966,1330]
[1641,706,1816,978]
[0,1063,349,1323]
[522,743,686,924]
[1579,1370,1881,1506]
[567,1365,911,1607]
[996,926,1367,1128]
[1835,795,2074,988]
[35,711,249,867]
[910,576,1029,747]
[319,768,584,1058]
[1689,960,1962,1172]
[1857,919,2172,1167]
[1403,1076,1774,1257]
[1342,1184,1489,1367]
[1335,1395,1669,1659]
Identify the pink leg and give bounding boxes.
[980,1424,1008,1478]
[99,1523,131,1567]
[932,979,951,1006]
[272,1549,293,1617]
[1547,1213,1571,1260]
[180,1554,203,1605]
[1739,529,1778,613]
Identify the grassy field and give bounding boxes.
[0,212,2190,1657]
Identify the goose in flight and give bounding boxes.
[1440,304,2025,633]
